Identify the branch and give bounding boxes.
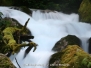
[22,18,30,31]
[15,57,21,68]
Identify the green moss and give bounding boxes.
[0,53,16,68]
[78,0,91,23]
[0,14,37,67]
[2,27,20,53]
[0,17,37,55]
[0,0,13,6]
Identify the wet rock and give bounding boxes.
[20,6,32,15]
[49,45,91,68]
[10,6,32,16]
[52,35,81,52]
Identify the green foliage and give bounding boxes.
[0,0,13,6]
[81,57,88,66]
[0,19,11,30]
[0,0,82,13]
[81,57,91,68]
[88,62,91,68]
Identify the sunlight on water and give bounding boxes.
[0,6,91,68]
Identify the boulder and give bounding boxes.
[49,45,91,68]
[52,35,81,51]
[78,0,91,23]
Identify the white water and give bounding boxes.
[0,7,91,68]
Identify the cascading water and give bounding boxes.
[0,6,91,68]
[79,37,89,53]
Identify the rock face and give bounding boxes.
[88,37,91,53]
[49,45,91,68]
[0,53,16,68]
[52,35,81,51]
[78,0,91,23]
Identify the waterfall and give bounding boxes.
[80,37,89,52]
[0,6,91,68]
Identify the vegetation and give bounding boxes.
[49,45,91,68]
[0,0,13,6]
[0,12,37,57]
[0,0,82,13]
[78,0,91,23]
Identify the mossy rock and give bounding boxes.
[52,35,81,51]
[78,0,91,23]
[0,17,34,55]
[0,53,16,68]
[49,45,91,68]
[20,6,32,15]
